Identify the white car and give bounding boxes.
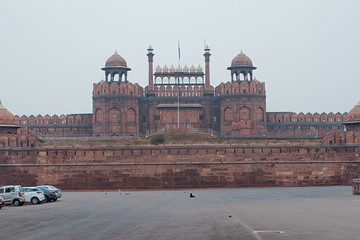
[0,185,25,206]
[37,185,62,199]
[23,187,45,204]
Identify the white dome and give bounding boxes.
[155,65,162,73]
[183,65,189,72]
[170,65,175,73]
[163,65,169,73]
[176,65,182,72]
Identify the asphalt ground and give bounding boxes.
[0,187,359,240]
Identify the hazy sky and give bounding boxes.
[1,0,359,116]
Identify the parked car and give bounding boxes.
[36,186,57,202]
[23,187,45,204]
[37,185,62,199]
[0,185,25,206]
[0,197,5,209]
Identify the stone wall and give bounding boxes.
[266,112,347,137]
[15,114,93,137]
[1,142,360,189]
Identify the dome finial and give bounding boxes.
[230,51,253,67]
[147,44,153,52]
[240,49,243,54]
[104,51,128,68]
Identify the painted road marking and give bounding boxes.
[254,230,285,234]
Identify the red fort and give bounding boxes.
[15,46,346,138]
[1,45,360,189]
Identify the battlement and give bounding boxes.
[93,81,143,97]
[215,80,265,96]
[267,112,348,123]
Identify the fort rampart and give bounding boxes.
[1,139,359,189]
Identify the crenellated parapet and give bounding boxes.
[323,131,360,145]
[15,114,92,126]
[14,113,93,138]
[150,65,208,98]
[267,112,348,123]
[145,84,214,98]
[215,79,265,96]
[154,65,204,81]
[93,81,143,97]
[0,134,38,148]
[266,112,348,137]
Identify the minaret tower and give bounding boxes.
[203,45,211,95]
[147,45,155,97]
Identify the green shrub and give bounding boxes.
[150,134,165,145]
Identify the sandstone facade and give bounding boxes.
[13,46,346,138]
[2,45,360,190]
[1,135,360,189]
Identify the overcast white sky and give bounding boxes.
[1,0,359,116]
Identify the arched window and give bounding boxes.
[256,107,264,121]
[224,107,233,122]
[127,108,136,123]
[239,73,245,81]
[109,108,120,124]
[232,73,237,81]
[95,109,103,123]
[107,73,111,81]
[113,73,120,81]
[240,107,251,120]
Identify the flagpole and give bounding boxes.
[177,76,180,128]
[177,41,180,128]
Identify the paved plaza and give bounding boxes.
[1,187,359,240]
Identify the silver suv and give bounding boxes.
[0,185,25,206]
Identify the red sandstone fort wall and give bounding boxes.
[1,143,359,189]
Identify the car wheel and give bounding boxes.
[19,202,24,206]
[13,199,20,206]
[45,196,50,202]
[53,198,57,202]
[31,197,40,205]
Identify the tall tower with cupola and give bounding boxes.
[215,51,266,136]
[92,51,142,137]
